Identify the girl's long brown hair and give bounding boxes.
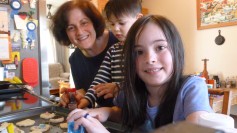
[121,15,185,130]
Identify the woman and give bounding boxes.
[51,0,118,108]
[67,15,213,133]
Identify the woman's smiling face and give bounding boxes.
[135,22,173,88]
[66,8,96,50]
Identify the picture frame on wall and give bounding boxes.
[0,0,9,4]
[196,0,237,30]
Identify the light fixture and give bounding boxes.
[47,4,52,19]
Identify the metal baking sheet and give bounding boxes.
[0,106,126,133]
[0,106,69,133]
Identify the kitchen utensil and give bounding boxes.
[0,81,25,89]
[0,97,27,101]
[215,30,225,45]
[22,58,39,87]
[0,81,11,89]
[0,101,5,110]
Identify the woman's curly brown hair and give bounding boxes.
[50,0,105,46]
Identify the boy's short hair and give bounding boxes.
[104,0,142,19]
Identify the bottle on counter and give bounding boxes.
[231,76,236,88]
[226,77,231,88]
[67,88,77,110]
[220,80,226,88]
[3,67,8,79]
[201,59,209,83]
[213,75,220,88]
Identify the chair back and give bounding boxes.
[208,89,232,115]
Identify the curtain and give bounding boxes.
[55,42,70,73]
[46,20,70,72]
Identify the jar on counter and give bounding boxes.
[67,88,77,110]
[59,80,70,97]
[220,80,226,88]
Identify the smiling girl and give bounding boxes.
[67,15,213,133]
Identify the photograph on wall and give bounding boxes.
[197,0,237,30]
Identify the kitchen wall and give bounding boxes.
[142,0,237,80]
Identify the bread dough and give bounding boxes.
[30,124,50,132]
[49,117,64,123]
[59,122,67,129]
[1,122,25,133]
[0,122,9,128]
[0,122,9,132]
[40,112,55,119]
[16,119,35,127]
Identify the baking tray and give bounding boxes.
[0,105,126,133]
[0,106,69,133]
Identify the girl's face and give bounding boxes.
[108,14,138,42]
[135,22,173,89]
[66,8,96,49]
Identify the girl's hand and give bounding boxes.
[94,83,119,99]
[67,107,112,123]
[67,108,111,133]
[74,115,110,133]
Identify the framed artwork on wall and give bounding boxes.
[0,0,9,4]
[196,0,237,30]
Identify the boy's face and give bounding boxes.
[108,14,138,42]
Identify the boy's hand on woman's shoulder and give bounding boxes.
[94,83,119,99]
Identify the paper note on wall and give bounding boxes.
[0,67,4,81]
[0,7,8,33]
[14,15,27,30]
[0,34,10,60]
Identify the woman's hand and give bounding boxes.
[59,88,85,108]
[58,87,69,107]
[94,83,119,99]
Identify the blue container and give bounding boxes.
[68,121,85,133]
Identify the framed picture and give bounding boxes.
[196,0,237,30]
[0,0,9,4]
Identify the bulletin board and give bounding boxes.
[0,0,40,93]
